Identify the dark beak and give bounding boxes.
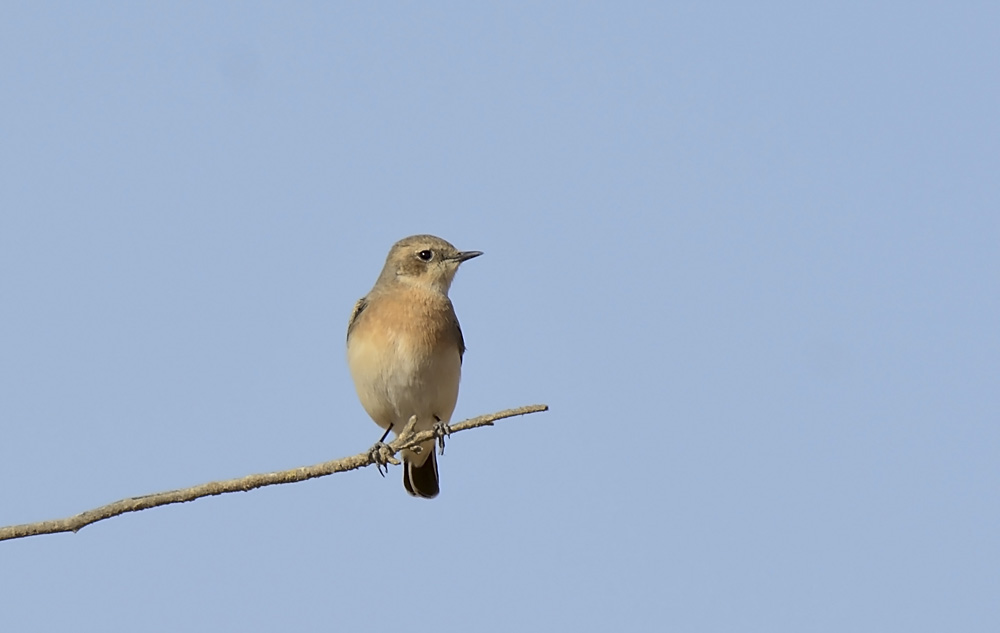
[455,250,483,263]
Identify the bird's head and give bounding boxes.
[378,234,482,294]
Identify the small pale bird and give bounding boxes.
[346,235,482,498]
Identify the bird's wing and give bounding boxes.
[346,297,368,342]
[448,300,466,362]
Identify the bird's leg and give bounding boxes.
[432,415,452,455]
[378,425,392,443]
[368,423,395,477]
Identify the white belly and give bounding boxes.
[347,333,462,434]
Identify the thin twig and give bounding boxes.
[0,404,548,542]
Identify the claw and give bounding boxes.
[432,417,452,455]
[367,441,394,477]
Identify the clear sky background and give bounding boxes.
[1,3,997,631]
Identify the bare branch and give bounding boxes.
[0,404,548,542]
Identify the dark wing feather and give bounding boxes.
[347,297,368,342]
[449,301,466,362]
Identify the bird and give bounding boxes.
[346,234,482,498]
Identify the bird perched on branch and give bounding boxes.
[346,234,482,498]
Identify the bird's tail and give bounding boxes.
[403,446,439,499]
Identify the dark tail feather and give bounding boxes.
[403,451,439,499]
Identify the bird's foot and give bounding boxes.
[367,441,398,477]
[432,417,452,455]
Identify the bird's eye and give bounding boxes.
[417,250,434,261]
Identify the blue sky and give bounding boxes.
[1,3,997,631]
